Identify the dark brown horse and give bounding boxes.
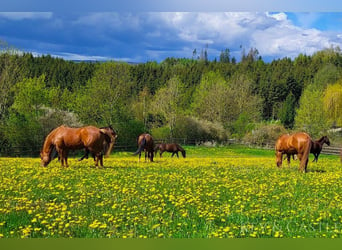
[40,125,117,167]
[310,136,330,162]
[155,143,186,158]
[275,132,312,173]
[133,133,155,162]
[78,126,118,161]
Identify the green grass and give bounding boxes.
[0,145,341,238]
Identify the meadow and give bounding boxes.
[0,145,342,238]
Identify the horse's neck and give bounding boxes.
[42,131,56,154]
[176,145,183,151]
[43,139,53,153]
[317,137,325,146]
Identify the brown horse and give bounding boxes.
[283,135,330,163]
[275,132,312,173]
[311,136,330,162]
[40,125,117,167]
[155,143,186,158]
[78,126,118,161]
[133,133,155,162]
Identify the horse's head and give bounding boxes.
[40,150,51,167]
[324,136,331,146]
[275,151,283,167]
[181,150,186,158]
[100,126,118,143]
[100,126,118,157]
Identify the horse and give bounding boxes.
[133,133,155,162]
[283,135,330,163]
[275,132,312,173]
[40,125,117,167]
[78,126,118,161]
[310,136,330,162]
[154,143,186,158]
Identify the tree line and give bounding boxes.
[1,43,342,155]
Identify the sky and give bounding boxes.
[1,1,342,63]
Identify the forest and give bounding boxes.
[1,43,342,156]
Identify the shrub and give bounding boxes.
[172,116,229,143]
[243,122,287,146]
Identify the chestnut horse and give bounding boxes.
[154,143,186,158]
[40,125,117,167]
[275,132,312,173]
[133,133,155,162]
[78,126,118,161]
[283,135,330,163]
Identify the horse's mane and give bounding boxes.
[317,136,326,143]
[177,144,185,152]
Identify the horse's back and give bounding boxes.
[275,133,311,152]
[54,126,102,149]
[288,132,311,154]
[138,133,154,149]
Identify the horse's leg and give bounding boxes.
[176,152,179,158]
[171,152,175,157]
[160,151,163,158]
[286,154,291,166]
[60,150,68,167]
[302,157,309,173]
[150,151,154,162]
[56,147,64,167]
[100,154,103,167]
[94,154,99,167]
[297,153,308,173]
[64,150,69,167]
[314,153,318,162]
[59,153,64,167]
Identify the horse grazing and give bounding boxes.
[133,133,155,162]
[310,136,330,162]
[275,132,312,173]
[155,143,186,158]
[40,125,117,167]
[78,126,118,161]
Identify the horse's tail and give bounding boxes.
[102,133,114,157]
[100,128,117,157]
[133,138,146,155]
[300,139,312,173]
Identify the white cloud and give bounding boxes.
[3,11,342,62]
[144,12,342,59]
[0,12,53,20]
